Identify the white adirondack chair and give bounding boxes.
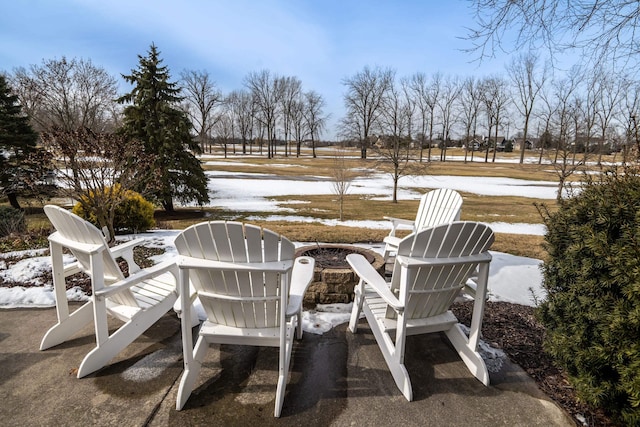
[174,221,315,417]
[348,221,494,401]
[40,205,179,378]
[383,188,463,262]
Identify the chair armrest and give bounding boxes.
[178,256,294,273]
[110,238,146,274]
[396,252,492,268]
[382,235,402,247]
[346,253,402,311]
[62,261,83,277]
[463,278,478,299]
[286,256,315,317]
[109,238,145,257]
[94,260,179,299]
[383,216,415,227]
[383,216,415,237]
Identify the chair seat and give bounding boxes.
[130,272,180,308]
[106,272,177,321]
[364,288,459,335]
[198,319,294,347]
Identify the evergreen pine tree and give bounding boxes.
[0,74,43,209]
[118,44,209,211]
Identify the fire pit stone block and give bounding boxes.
[295,244,385,305]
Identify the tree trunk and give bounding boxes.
[162,198,175,212]
[392,178,398,203]
[7,193,21,210]
[492,121,499,162]
[519,121,528,164]
[557,177,565,202]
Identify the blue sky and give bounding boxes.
[1,0,514,138]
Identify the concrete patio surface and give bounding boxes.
[0,306,575,426]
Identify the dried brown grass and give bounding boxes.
[19,149,569,259]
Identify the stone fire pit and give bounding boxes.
[295,244,385,305]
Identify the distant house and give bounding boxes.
[571,135,606,153]
[464,138,482,151]
[521,139,534,150]
[486,136,515,152]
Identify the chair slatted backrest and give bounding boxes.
[174,221,295,328]
[44,205,138,307]
[389,222,494,320]
[414,188,463,231]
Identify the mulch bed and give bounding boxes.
[452,301,615,427]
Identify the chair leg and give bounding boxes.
[348,282,364,333]
[364,306,413,401]
[274,329,294,418]
[40,301,94,350]
[77,301,172,378]
[274,363,287,417]
[383,245,391,263]
[176,335,208,410]
[295,311,303,340]
[444,324,489,386]
[388,359,412,401]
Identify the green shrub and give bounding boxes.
[539,171,640,424]
[0,206,26,237]
[73,186,156,235]
[115,190,156,233]
[504,140,514,152]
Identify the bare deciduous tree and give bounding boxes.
[340,66,394,159]
[623,81,640,162]
[374,82,425,203]
[536,82,557,164]
[551,73,579,164]
[568,96,584,165]
[467,1,640,66]
[549,137,587,202]
[331,148,355,221]
[214,111,234,158]
[507,52,547,164]
[290,98,306,156]
[436,75,461,161]
[399,77,416,144]
[227,89,255,154]
[594,69,625,165]
[303,90,328,159]
[479,76,509,162]
[424,73,441,162]
[180,69,223,153]
[279,76,302,157]
[547,69,588,198]
[41,127,152,242]
[460,76,482,162]
[11,57,118,132]
[573,71,599,161]
[408,72,430,162]
[244,70,283,159]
